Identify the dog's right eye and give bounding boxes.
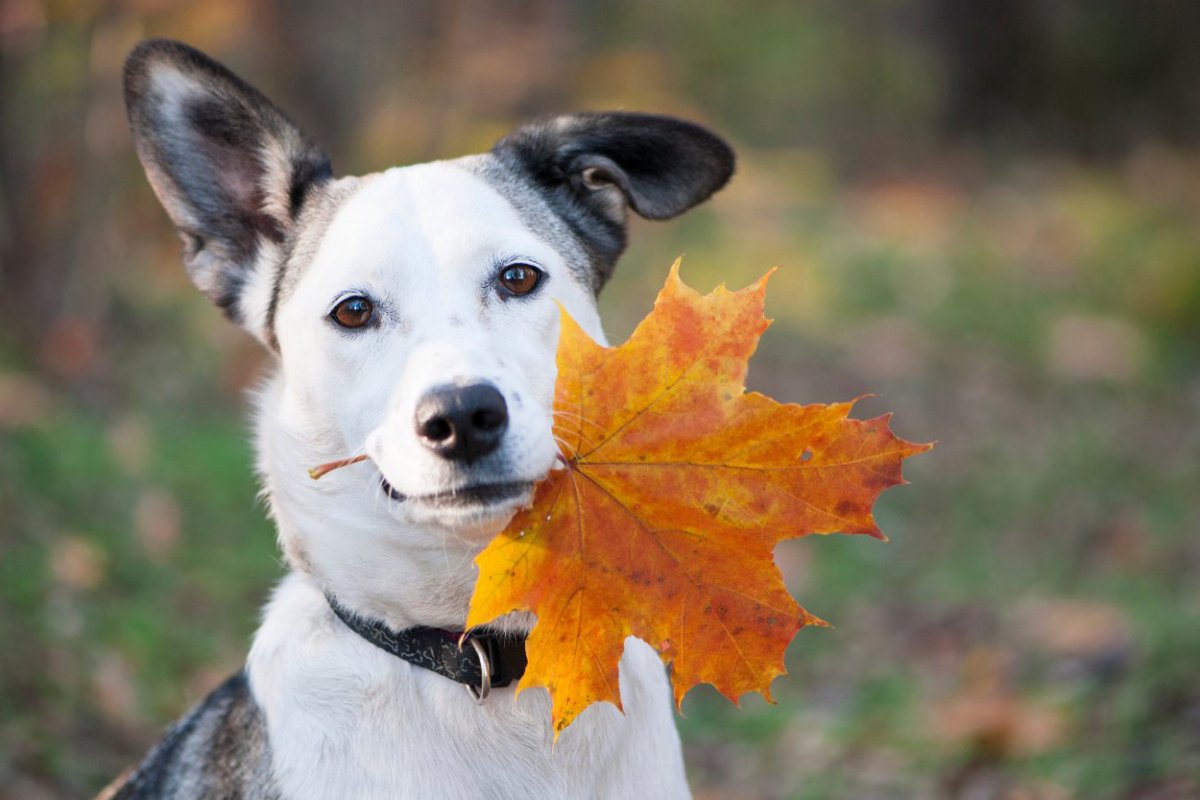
[497,264,543,298]
[330,296,374,329]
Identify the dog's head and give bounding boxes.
[124,40,732,608]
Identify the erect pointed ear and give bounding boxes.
[124,39,331,327]
[491,112,735,285]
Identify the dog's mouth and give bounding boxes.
[380,476,533,509]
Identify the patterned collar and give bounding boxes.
[325,594,528,701]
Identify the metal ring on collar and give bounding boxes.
[464,637,491,704]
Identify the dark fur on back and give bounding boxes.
[105,671,278,799]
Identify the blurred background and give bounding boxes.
[2,1,1198,798]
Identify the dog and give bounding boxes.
[105,38,734,799]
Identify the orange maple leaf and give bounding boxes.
[466,261,931,736]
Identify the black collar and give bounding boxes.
[326,595,527,696]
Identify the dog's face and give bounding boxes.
[124,40,733,566]
[275,163,597,533]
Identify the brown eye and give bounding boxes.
[331,295,374,329]
[497,264,543,297]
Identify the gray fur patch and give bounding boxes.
[265,175,366,348]
[108,670,278,799]
[459,154,603,293]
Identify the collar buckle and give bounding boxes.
[462,636,492,704]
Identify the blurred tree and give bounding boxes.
[933,0,1200,155]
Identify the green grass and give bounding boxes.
[0,411,280,793]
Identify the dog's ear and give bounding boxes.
[124,39,331,326]
[492,112,735,286]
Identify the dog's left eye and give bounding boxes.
[330,295,374,329]
[497,264,543,297]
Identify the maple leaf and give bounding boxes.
[466,261,931,736]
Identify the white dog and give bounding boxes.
[108,38,734,799]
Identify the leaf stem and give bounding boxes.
[308,453,370,480]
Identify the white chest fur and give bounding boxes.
[247,575,690,799]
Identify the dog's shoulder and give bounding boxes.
[101,669,278,800]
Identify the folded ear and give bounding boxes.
[124,39,331,327]
[491,112,735,284]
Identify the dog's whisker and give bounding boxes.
[550,423,587,444]
[552,412,604,443]
[552,410,610,455]
[549,417,592,448]
[552,409,606,434]
[551,434,581,462]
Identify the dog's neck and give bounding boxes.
[287,518,483,632]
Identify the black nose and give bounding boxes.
[414,382,509,462]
